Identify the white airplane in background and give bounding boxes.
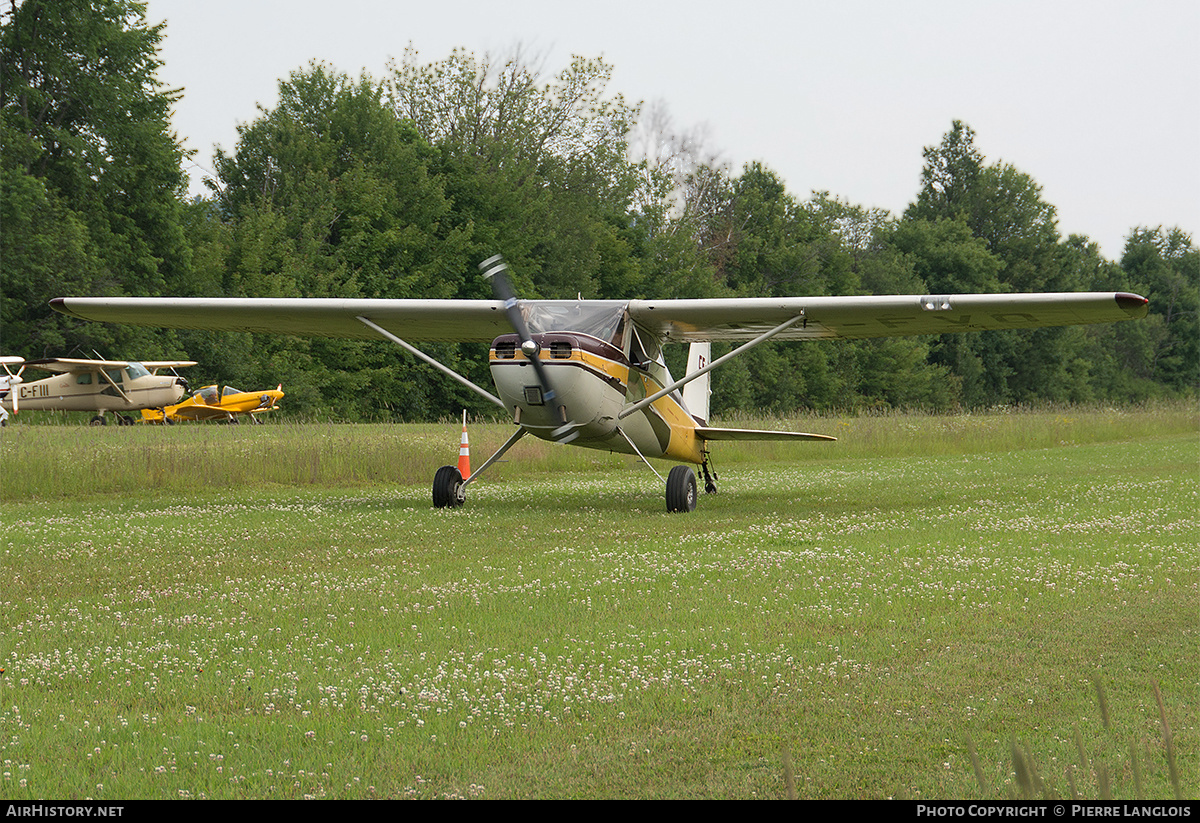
[0,357,196,425]
[51,257,1149,510]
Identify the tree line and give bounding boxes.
[2,0,1196,420]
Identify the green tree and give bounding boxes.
[899,121,1108,406]
[206,63,482,419]
[1119,227,1198,393]
[388,47,643,300]
[1,0,190,359]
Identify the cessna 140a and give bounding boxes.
[0,357,196,425]
[50,258,1149,510]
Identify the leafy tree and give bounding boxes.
[1,0,189,359]
[387,47,644,300]
[206,63,478,419]
[0,164,104,356]
[899,121,1115,406]
[214,62,465,299]
[1119,227,1198,393]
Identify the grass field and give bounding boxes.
[1,404,1195,799]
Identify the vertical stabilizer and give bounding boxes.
[681,342,711,425]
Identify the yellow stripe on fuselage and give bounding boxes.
[636,372,704,464]
[489,347,630,390]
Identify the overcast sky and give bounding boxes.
[146,0,1198,262]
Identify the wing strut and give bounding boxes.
[617,312,806,420]
[614,426,666,483]
[461,427,528,490]
[355,316,506,410]
[96,367,132,404]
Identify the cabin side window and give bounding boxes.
[628,325,663,369]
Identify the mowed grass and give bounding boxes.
[0,404,1195,799]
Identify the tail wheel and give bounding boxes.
[666,465,698,513]
[432,465,465,508]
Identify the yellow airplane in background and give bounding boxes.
[141,384,284,424]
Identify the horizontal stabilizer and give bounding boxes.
[694,427,836,442]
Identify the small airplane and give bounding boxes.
[0,357,25,426]
[50,258,1149,510]
[141,383,285,424]
[0,357,196,425]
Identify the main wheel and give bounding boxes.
[432,465,465,508]
[665,465,698,513]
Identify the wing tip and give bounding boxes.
[49,297,84,320]
[1115,292,1149,316]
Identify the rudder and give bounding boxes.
[681,342,711,425]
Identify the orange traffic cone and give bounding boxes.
[457,410,471,478]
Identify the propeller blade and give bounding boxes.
[479,255,577,442]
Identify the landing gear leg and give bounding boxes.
[431,427,528,509]
[701,456,718,495]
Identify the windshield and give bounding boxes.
[125,362,150,380]
[522,301,626,345]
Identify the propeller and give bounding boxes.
[0,360,23,415]
[479,254,578,443]
[166,365,189,394]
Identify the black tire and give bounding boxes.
[90,415,106,426]
[432,465,464,508]
[666,465,698,513]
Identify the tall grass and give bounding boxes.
[3,401,1194,501]
[0,404,1195,798]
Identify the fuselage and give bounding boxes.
[488,331,705,464]
[0,363,187,412]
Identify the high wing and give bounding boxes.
[49,298,514,342]
[627,292,1150,342]
[141,361,199,372]
[50,293,1147,342]
[22,357,197,373]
